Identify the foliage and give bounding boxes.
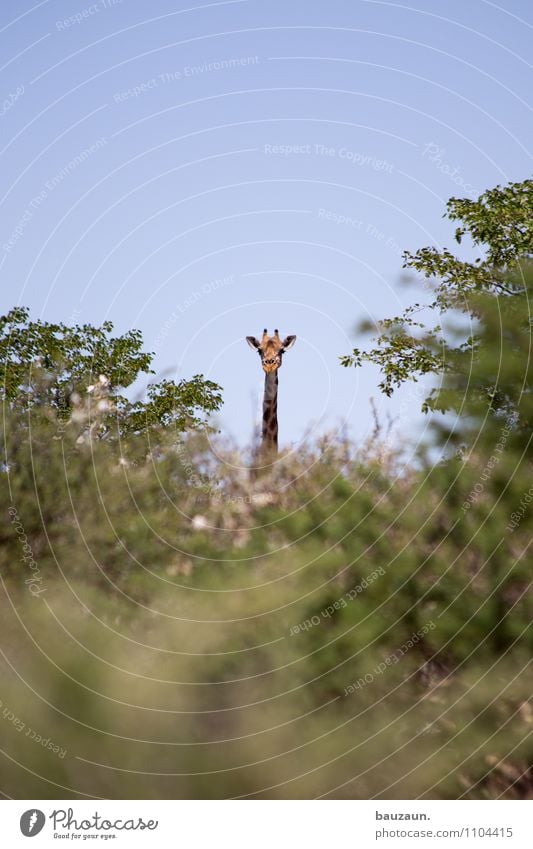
[0,306,222,436]
[428,266,533,433]
[1,392,531,798]
[340,179,533,414]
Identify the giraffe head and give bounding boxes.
[246,328,296,374]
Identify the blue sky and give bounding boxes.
[1,0,532,450]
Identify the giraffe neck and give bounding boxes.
[262,370,278,452]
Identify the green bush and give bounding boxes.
[1,377,531,797]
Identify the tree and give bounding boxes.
[0,307,222,437]
[340,179,533,417]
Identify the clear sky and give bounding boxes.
[1,0,532,450]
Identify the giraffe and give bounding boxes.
[246,329,296,455]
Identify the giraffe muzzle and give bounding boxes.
[261,357,281,373]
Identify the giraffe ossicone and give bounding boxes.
[246,328,296,454]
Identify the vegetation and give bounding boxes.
[340,178,533,415]
[0,307,222,437]
[1,178,531,799]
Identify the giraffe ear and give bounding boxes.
[281,335,296,351]
[246,336,260,350]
